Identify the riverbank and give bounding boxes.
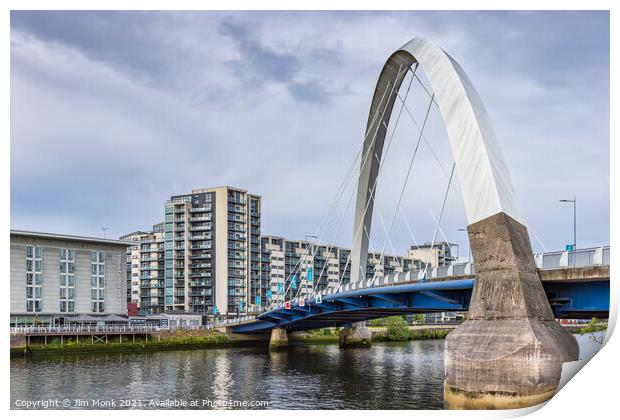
[12,323,605,356]
[11,330,235,356]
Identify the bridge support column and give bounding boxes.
[269,328,288,351]
[444,212,578,409]
[339,322,372,348]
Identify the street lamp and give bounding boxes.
[457,228,471,263]
[559,197,577,250]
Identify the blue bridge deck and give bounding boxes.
[231,273,609,334]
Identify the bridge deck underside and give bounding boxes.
[232,277,609,334]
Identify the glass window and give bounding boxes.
[26,246,33,258]
[34,247,42,259]
[60,248,67,259]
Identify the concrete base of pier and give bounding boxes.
[339,322,372,348]
[444,212,578,409]
[268,328,288,351]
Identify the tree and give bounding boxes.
[579,317,606,345]
[386,316,410,341]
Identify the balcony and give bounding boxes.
[189,206,211,213]
[189,253,211,260]
[190,271,212,278]
[189,216,211,222]
[190,244,211,250]
[190,223,211,231]
[189,234,211,241]
[190,280,212,287]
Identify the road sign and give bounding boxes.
[315,295,322,304]
[299,298,305,307]
[285,301,291,310]
[566,244,575,252]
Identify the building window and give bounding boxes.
[91,251,105,313]
[26,245,43,312]
[60,248,75,313]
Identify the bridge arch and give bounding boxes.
[351,37,521,282]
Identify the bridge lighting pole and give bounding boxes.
[559,197,577,249]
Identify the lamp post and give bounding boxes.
[559,197,577,250]
[457,228,471,263]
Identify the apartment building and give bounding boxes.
[119,230,150,307]
[10,230,129,325]
[138,223,165,314]
[260,236,418,305]
[163,187,262,317]
[407,242,458,268]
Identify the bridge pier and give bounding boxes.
[269,328,288,351]
[339,322,372,348]
[444,213,578,409]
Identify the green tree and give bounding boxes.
[579,317,606,345]
[386,316,409,341]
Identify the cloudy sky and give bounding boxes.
[10,11,609,258]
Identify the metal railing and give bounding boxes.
[10,325,161,334]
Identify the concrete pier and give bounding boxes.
[268,328,288,351]
[339,322,372,348]
[444,212,579,409]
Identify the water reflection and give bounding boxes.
[10,334,601,410]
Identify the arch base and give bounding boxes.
[444,212,578,409]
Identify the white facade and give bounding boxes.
[10,230,130,323]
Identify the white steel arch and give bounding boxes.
[351,37,522,282]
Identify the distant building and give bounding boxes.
[163,186,263,317]
[10,230,130,326]
[407,242,458,268]
[119,230,150,307]
[259,236,418,306]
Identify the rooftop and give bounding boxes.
[11,230,133,247]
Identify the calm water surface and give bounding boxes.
[10,333,603,409]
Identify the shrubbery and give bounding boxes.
[386,316,410,341]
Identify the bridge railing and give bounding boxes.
[240,246,610,323]
[535,246,610,269]
[10,325,161,334]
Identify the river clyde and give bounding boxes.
[10,333,603,410]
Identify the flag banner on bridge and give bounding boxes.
[255,296,261,306]
[212,305,217,315]
[307,265,314,283]
[267,290,273,299]
[292,275,297,289]
[277,283,284,294]
[284,301,291,310]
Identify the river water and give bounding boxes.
[10,333,604,410]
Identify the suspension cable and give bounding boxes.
[309,65,419,296]
[338,86,433,288]
[376,92,435,273]
[277,66,408,306]
[422,162,456,278]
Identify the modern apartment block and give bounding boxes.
[407,242,458,268]
[260,236,419,305]
[10,230,129,325]
[163,187,263,317]
[119,230,150,306]
[138,223,165,314]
